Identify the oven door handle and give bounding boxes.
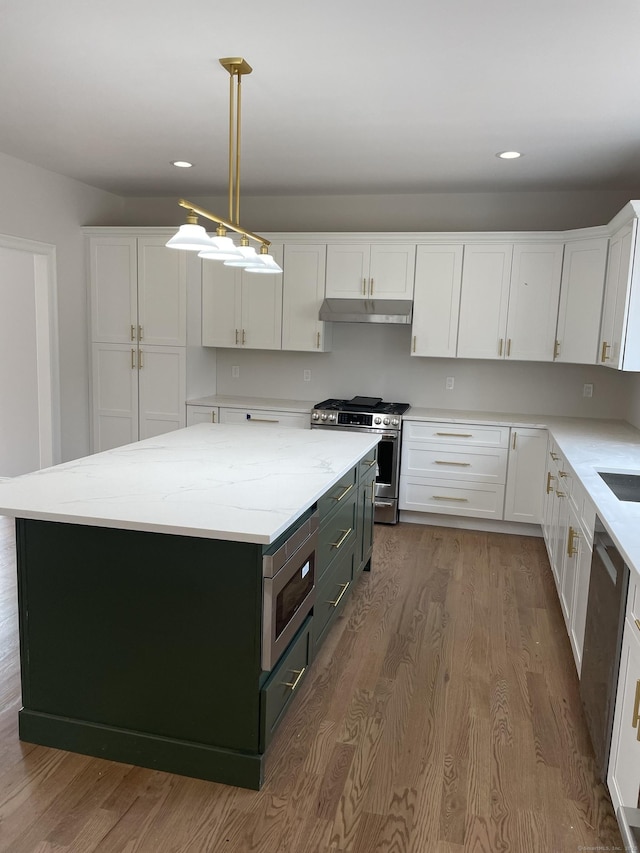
[381,433,397,441]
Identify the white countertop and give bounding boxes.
[187,395,316,413]
[0,424,379,545]
[406,408,640,577]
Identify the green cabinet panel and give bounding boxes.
[260,616,311,750]
[317,490,357,581]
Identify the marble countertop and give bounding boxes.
[187,395,317,413]
[0,424,379,545]
[406,408,640,576]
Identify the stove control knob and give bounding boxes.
[311,412,319,420]
[320,413,328,421]
[383,417,391,425]
[328,414,336,421]
[374,416,382,425]
[391,418,399,426]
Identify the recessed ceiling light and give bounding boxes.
[171,160,193,168]
[496,151,522,160]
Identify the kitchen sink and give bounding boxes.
[598,471,640,502]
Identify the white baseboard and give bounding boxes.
[398,510,543,538]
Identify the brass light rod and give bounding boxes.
[178,198,271,248]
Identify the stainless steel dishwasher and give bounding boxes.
[579,515,630,782]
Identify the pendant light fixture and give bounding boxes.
[166,58,281,274]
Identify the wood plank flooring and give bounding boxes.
[0,515,623,852]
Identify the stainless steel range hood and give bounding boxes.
[319,298,413,324]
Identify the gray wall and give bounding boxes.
[627,374,640,430]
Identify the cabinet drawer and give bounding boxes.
[312,544,355,655]
[404,420,510,448]
[359,449,378,481]
[400,476,506,519]
[317,466,358,521]
[260,616,311,750]
[219,408,309,429]
[318,491,357,580]
[401,443,507,484]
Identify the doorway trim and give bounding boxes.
[0,232,60,472]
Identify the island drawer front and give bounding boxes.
[399,477,506,519]
[404,421,510,448]
[317,491,358,581]
[358,449,378,481]
[317,465,358,521]
[401,443,508,484]
[260,616,312,751]
[312,544,355,657]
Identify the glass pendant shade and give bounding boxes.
[223,246,259,267]
[165,223,217,251]
[244,253,282,274]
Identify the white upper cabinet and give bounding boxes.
[411,244,463,358]
[457,242,563,361]
[325,243,416,299]
[89,237,186,346]
[281,245,332,352]
[506,243,564,361]
[456,244,513,359]
[555,237,608,364]
[201,246,283,350]
[599,212,640,370]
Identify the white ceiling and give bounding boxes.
[2,0,640,199]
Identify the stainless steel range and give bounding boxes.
[310,396,410,524]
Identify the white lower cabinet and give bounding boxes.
[219,407,309,429]
[608,573,640,813]
[91,343,186,452]
[186,405,219,426]
[399,420,509,519]
[503,428,547,523]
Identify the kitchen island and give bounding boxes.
[0,424,379,789]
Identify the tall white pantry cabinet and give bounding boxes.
[88,235,187,452]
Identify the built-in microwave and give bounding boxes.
[261,509,318,671]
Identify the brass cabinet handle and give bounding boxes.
[507,338,512,357]
[316,331,320,349]
[138,325,143,341]
[364,457,377,468]
[331,483,354,502]
[498,338,504,356]
[329,582,350,608]
[554,339,560,359]
[512,432,517,450]
[138,349,144,369]
[546,472,555,494]
[434,460,471,466]
[330,528,352,549]
[370,278,374,295]
[558,470,568,478]
[550,452,560,461]
[433,495,469,502]
[362,277,367,295]
[601,340,611,363]
[556,490,566,498]
[412,335,416,353]
[632,680,640,739]
[131,348,136,369]
[282,667,306,692]
[636,619,640,633]
[436,432,473,438]
[130,324,136,342]
[242,329,246,344]
[211,411,216,423]
[567,525,579,557]
[235,328,239,345]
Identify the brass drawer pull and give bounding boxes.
[332,483,354,502]
[435,432,473,438]
[633,679,640,739]
[329,582,350,608]
[558,470,568,478]
[364,457,377,468]
[567,526,579,557]
[433,495,469,502]
[635,619,640,633]
[601,340,610,363]
[282,667,306,692]
[550,452,559,461]
[330,528,352,549]
[434,460,471,466]
[556,490,566,498]
[546,472,555,494]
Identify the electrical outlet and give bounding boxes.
[231,365,240,378]
[445,376,455,391]
[303,369,311,382]
[583,383,593,398]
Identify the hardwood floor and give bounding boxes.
[0,515,623,852]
